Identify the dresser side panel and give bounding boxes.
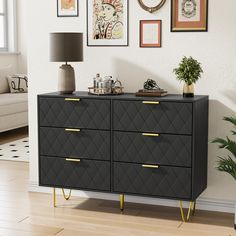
[192,97,209,199]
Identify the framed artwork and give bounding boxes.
[87,0,129,47]
[171,0,208,32]
[138,0,166,13]
[140,20,162,48]
[57,0,79,17]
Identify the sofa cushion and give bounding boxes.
[7,75,28,93]
[0,93,28,116]
[0,67,11,94]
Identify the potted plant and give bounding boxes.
[173,56,203,97]
[212,116,236,230]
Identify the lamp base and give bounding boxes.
[58,64,75,94]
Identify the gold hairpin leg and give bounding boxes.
[179,200,196,222]
[53,188,56,207]
[192,201,196,216]
[62,188,72,200]
[120,194,124,211]
[53,188,72,207]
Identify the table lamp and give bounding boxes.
[50,32,83,94]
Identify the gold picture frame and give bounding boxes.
[137,0,166,13]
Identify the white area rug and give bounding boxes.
[0,138,29,162]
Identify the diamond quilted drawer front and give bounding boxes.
[39,97,110,130]
[40,156,111,191]
[39,127,110,161]
[113,100,192,134]
[114,162,191,199]
[113,131,192,167]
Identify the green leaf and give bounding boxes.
[212,116,236,180]
[223,116,236,127]
[173,56,203,85]
[217,156,236,180]
[225,138,236,158]
[212,138,229,149]
[212,137,236,158]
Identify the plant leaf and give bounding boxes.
[173,56,203,85]
[217,156,236,180]
[213,115,236,180]
[223,116,236,127]
[212,138,229,148]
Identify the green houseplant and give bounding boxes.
[212,116,236,180]
[173,56,203,97]
[212,116,236,230]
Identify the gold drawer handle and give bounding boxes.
[142,101,160,105]
[65,128,81,132]
[66,158,81,162]
[142,133,160,137]
[64,98,81,102]
[142,164,159,169]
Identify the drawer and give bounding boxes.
[39,97,110,130]
[114,131,192,167]
[113,100,192,134]
[114,162,191,199]
[39,127,110,161]
[40,156,110,191]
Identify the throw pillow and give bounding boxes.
[0,66,11,94]
[7,74,28,93]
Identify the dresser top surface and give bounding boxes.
[38,91,208,102]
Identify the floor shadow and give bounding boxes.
[223,81,236,106]
[0,126,28,145]
[66,198,234,228]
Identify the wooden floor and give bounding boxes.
[0,130,235,235]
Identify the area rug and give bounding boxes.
[0,138,29,162]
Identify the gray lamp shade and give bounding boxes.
[50,32,83,62]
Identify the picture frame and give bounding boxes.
[140,20,162,48]
[138,0,166,13]
[87,0,129,47]
[57,0,79,17]
[171,0,208,32]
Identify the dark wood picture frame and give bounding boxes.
[87,0,129,47]
[57,0,79,17]
[140,20,162,48]
[171,0,208,32]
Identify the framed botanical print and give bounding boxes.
[57,0,78,17]
[140,20,162,48]
[87,0,129,46]
[171,0,208,32]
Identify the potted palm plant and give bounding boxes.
[212,116,236,230]
[173,56,203,97]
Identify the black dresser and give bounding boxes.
[38,92,208,219]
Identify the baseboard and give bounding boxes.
[28,181,235,214]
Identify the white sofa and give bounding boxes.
[0,68,28,132]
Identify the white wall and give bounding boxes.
[17,0,27,73]
[27,0,236,210]
[0,54,18,72]
[0,0,27,74]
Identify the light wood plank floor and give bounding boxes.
[0,130,235,235]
